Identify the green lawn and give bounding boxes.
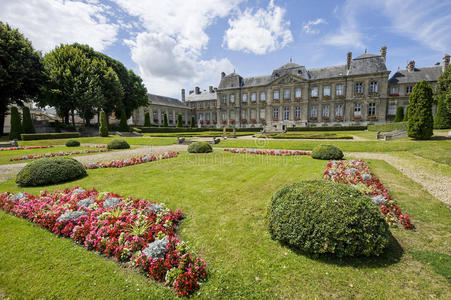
[17,136,177,147]
[0,152,450,299]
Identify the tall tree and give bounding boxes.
[118,109,129,132]
[144,111,151,127]
[434,92,451,129]
[407,81,434,140]
[99,110,109,137]
[0,22,43,135]
[176,113,183,128]
[163,113,168,127]
[22,106,35,133]
[436,65,451,113]
[394,106,404,122]
[9,106,22,140]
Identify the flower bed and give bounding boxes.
[323,160,413,229]
[10,149,111,161]
[85,152,178,169]
[224,148,311,156]
[0,145,54,151]
[0,187,207,296]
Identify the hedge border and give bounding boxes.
[287,125,367,132]
[368,122,407,132]
[136,127,263,133]
[21,132,80,141]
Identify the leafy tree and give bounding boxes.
[144,111,151,127]
[436,64,451,113]
[434,92,451,129]
[99,110,109,137]
[394,106,404,122]
[407,81,434,140]
[190,116,195,128]
[22,106,35,133]
[0,22,43,135]
[9,106,22,140]
[176,113,183,128]
[118,109,129,132]
[163,113,168,127]
[403,106,409,121]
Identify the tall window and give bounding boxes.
[335,104,343,117]
[153,111,158,120]
[295,88,302,99]
[259,109,265,119]
[388,104,396,115]
[354,103,361,116]
[230,94,235,103]
[169,112,173,121]
[230,110,236,119]
[336,84,344,96]
[273,107,279,119]
[251,93,257,102]
[206,113,210,121]
[390,87,399,95]
[322,105,330,117]
[355,82,363,94]
[283,107,290,120]
[370,81,378,93]
[242,94,247,102]
[260,92,266,101]
[284,89,290,100]
[221,112,226,121]
[295,106,301,118]
[323,86,331,97]
[251,109,256,119]
[406,86,413,94]
[241,110,246,119]
[273,90,279,100]
[198,113,203,121]
[311,87,319,97]
[310,106,318,117]
[368,103,376,116]
[222,95,227,104]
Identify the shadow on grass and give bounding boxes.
[430,135,451,141]
[283,234,404,269]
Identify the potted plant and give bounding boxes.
[241,119,247,123]
[335,116,343,121]
[251,118,257,124]
[323,95,331,100]
[322,116,329,121]
[230,119,235,124]
[352,115,361,120]
[273,118,279,121]
[294,117,301,121]
[213,120,217,124]
[310,117,317,121]
[368,115,377,121]
[273,99,279,103]
[389,93,399,97]
[206,120,210,124]
[200,120,204,125]
[222,120,227,124]
[294,97,301,101]
[260,118,265,123]
[337,95,345,99]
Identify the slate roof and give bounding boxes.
[148,94,188,109]
[347,54,388,76]
[185,90,217,102]
[388,66,443,84]
[308,65,347,80]
[243,75,272,87]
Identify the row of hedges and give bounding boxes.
[21,132,80,141]
[367,122,408,132]
[136,127,263,133]
[287,125,367,132]
[269,133,353,140]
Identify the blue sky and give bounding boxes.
[1,0,450,98]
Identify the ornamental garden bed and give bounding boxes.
[9,148,111,161]
[84,152,178,169]
[224,148,311,156]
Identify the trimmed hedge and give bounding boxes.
[311,145,344,160]
[187,141,212,153]
[368,122,408,132]
[107,139,130,149]
[267,180,391,257]
[65,139,80,147]
[137,127,263,133]
[287,125,367,132]
[16,157,87,187]
[21,132,80,140]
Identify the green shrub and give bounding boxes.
[118,109,129,132]
[287,125,367,132]
[394,106,404,122]
[408,81,434,140]
[9,106,22,140]
[99,110,109,137]
[163,113,168,127]
[267,180,391,257]
[65,139,80,147]
[190,116,195,128]
[187,141,212,153]
[22,106,35,133]
[21,132,80,140]
[144,111,151,127]
[176,113,183,128]
[368,122,408,132]
[311,144,343,160]
[434,93,451,129]
[107,139,130,149]
[16,157,87,187]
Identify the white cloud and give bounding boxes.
[0,0,118,52]
[223,0,293,55]
[302,18,327,34]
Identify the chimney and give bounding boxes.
[181,89,185,102]
[380,46,387,61]
[209,86,213,93]
[189,90,194,95]
[221,72,225,78]
[443,54,450,72]
[195,86,200,94]
[346,52,352,70]
[407,60,415,72]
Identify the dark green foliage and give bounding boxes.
[176,114,183,128]
[0,22,43,136]
[267,180,391,257]
[163,113,168,127]
[16,157,87,187]
[144,111,151,127]
[54,120,61,133]
[136,127,262,133]
[21,132,80,141]
[434,93,451,129]
[9,106,22,140]
[21,107,35,133]
[118,109,129,132]
[403,106,409,121]
[436,64,451,114]
[407,81,434,140]
[368,122,407,132]
[394,106,404,122]
[107,139,130,149]
[287,125,367,132]
[190,116,195,128]
[99,110,109,137]
[311,144,343,160]
[65,139,80,147]
[187,141,212,153]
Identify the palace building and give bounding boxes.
[132,47,450,130]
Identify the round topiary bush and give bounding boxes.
[311,144,344,160]
[65,139,80,147]
[107,139,130,149]
[187,141,213,153]
[267,180,391,257]
[16,157,87,187]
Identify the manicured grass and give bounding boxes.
[17,136,177,147]
[0,152,450,298]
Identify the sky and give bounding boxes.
[1,0,450,98]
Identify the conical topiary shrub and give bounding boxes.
[22,106,35,133]
[9,106,22,140]
[118,109,129,132]
[144,111,151,127]
[99,110,109,137]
